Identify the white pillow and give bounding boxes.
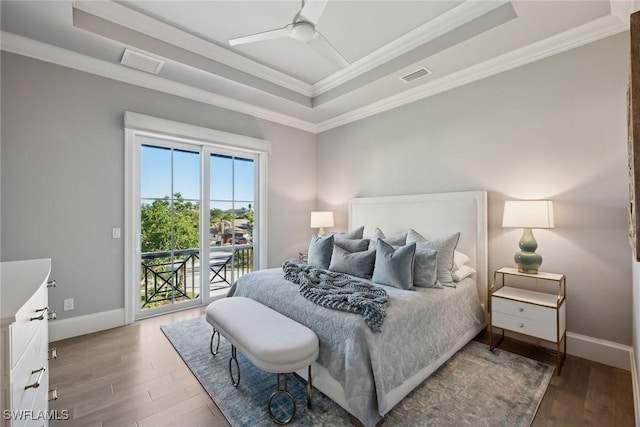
[452,264,476,282]
[453,250,471,271]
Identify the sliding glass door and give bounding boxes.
[134,137,259,319]
[208,152,256,299]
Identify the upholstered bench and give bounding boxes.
[205,297,319,425]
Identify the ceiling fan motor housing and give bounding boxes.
[290,22,316,41]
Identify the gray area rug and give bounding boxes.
[161,316,553,427]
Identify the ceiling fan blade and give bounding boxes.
[229,25,291,46]
[298,0,328,26]
[309,32,349,68]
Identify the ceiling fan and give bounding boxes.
[228,0,349,69]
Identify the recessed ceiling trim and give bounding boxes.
[311,0,510,97]
[0,31,318,133]
[316,13,629,133]
[312,2,517,108]
[73,0,314,97]
[0,8,628,135]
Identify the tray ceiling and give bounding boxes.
[1,1,636,133]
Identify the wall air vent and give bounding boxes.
[400,67,432,83]
[120,49,165,74]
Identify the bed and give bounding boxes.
[229,191,488,426]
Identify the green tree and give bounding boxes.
[210,208,224,226]
[141,193,199,252]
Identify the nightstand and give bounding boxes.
[489,267,566,374]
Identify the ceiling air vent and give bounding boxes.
[400,67,432,83]
[120,49,165,74]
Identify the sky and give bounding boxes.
[140,144,254,211]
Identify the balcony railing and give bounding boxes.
[140,244,254,309]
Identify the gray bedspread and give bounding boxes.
[228,267,486,427]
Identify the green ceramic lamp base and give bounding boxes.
[514,228,542,274]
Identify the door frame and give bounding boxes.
[124,112,270,324]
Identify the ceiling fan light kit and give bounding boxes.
[228,0,349,69]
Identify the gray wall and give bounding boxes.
[0,52,316,320]
[1,32,634,347]
[316,33,631,345]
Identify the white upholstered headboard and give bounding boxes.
[349,191,488,309]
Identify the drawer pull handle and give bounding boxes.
[519,323,524,328]
[25,367,46,390]
[518,307,524,312]
[47,279,57,288]
[48,311,57,321]
[30,308,47,321]
[49,347,58,360]
[49,388,58,401]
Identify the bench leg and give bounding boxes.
[306,365,313,410]
[268,373,296,425]
[210,329,220,356]
[229,345,240,387]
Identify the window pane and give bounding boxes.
[172,196,199,251]
[234,201,254,244]
[234,157,254,202]
[141,145,171,199]
[210,153,233,201]
[173,149,200,201]
[210,201,234,246]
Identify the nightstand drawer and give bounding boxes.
[492,296,555,324]
[492,311,558,342]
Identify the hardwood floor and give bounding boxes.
[49,307,635,427]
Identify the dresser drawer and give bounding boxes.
[10,321,48,419]
[492,311,559,342]
[10,283,48,369]
[492,295,555,324]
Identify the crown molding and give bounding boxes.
[0,31,318,134]
[315,13,628,133]
[73,0,313,97]
[311,0,509,97]
[1,6,628,136]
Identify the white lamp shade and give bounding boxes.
[310,211,334,228]
[502,200,555,229]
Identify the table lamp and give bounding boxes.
[502,200,554,274]
[310,211,334,236]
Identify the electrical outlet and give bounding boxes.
[63,298,74,311]
[112,228,121,239]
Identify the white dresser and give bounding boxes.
[1,259,54,427]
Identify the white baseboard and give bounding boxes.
[502,329,632,370]
[566,331,631,371]
[48,308,125,342]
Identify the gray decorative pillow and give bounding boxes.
[329,244,376,279]
[308,234,334,269]
[408,232,460,286]
[334,225,365,242]
[407,228,427,243]
[335,238,370,253]
[413,246,442,288]
[372,240,416,290]
[368,227,408,250]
